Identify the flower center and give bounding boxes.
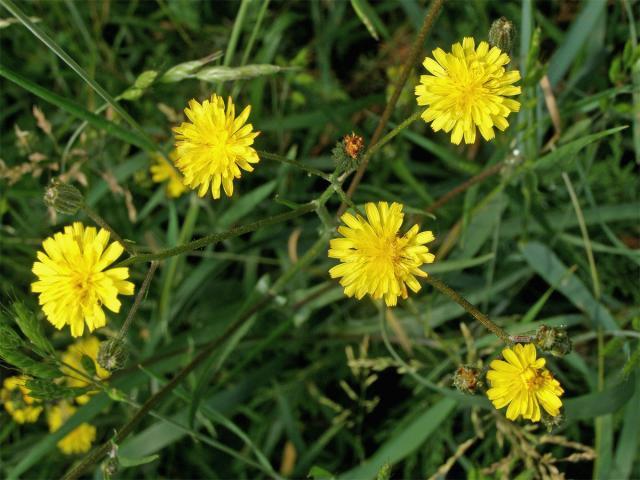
[520,366,546,391]
[71,270,96,306]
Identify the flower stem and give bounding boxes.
[366,110,422,160]
[339,0,444,214]
[114,202,317,267]
[83,206,136,256]
[424,275,511,344]
[116,261,158,342]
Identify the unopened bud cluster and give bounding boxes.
[453,365,482,394]
[535,325,572,357]
[44,179,84,215]
[97,339,129,372]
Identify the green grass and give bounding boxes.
[0,1,638,479]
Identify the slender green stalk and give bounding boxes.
[340,0,444,213]
[115,202,317,267]
[424,275,511,344]
[116,262,158,341]
[562,172,600,298]
[259,150,331,180]
[366,110,421,160]
[83,206,136,256]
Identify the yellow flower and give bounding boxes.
[328,202,435,307]
[48,402,96,455]
[61,336,110,405]
[415,37,521,145]
[486,343,564,422]
[173,94,260,199]
[32,222,135,338]
[0,376,42,424]
[150,150,187,198]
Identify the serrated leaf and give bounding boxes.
[11,300,53,355]
[25,378,84,401]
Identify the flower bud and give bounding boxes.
[541,411,564,432]
[489,17,515,54]
[332,133,364,173]
[43,179,84,215]
[534,325,572,357]
[453,365,482,394]
[97,339,129,372]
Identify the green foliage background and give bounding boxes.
[0,0,639,478]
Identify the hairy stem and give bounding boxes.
[339,0,444,214]
[114,202,317,267]
[424,275,511,344]
[117,261,158,341]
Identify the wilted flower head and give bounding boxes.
[415,37,521,145]
[486,343,564,422]
[173,94,260,199]
[328,202,435,307]
[32,222,135,337]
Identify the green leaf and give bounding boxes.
[520,242,618,331]
[11,300,53,355]
[350,0,389,41]
[118,454,160,468]
[194,64,293,82]
[338,398,457,480]
[308,465,336,480]
[81,354,97,377]
[564,375,635,420]
[0,64,156,151]
[25,378,84,401]
[533,126,628,173]
[547,0,607,86]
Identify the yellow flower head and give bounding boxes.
[150,150,187,198]
[173,94,260,199]
[32,222,135,338]
[415,37,521,145]
[486,343,564,422]
[61,336,110,405]
[328,202,435,307]
[1,376,43,424]
[48,402,96,455]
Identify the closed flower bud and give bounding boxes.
[97,339,129,372]
[489,17,515,54]
[453,365,482,394]
[332,133,364,173]
[541,411,564,432]
[44,179,84,215]
[535,325,572,357]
